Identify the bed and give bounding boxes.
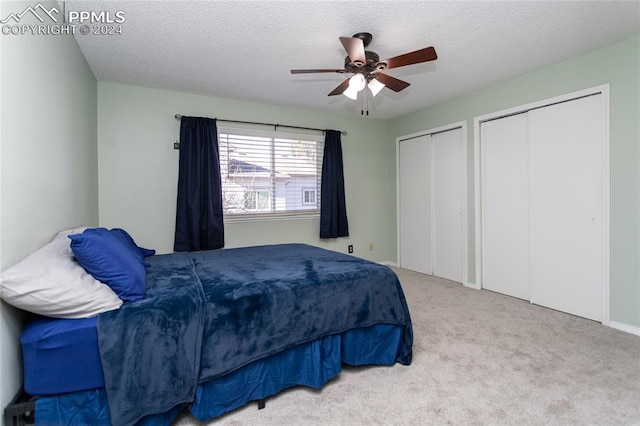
[17,242,413,426]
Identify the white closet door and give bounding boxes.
[528,95,603,321]
[399,136,432,274]
[432,128,464,282]
[481,113,530,300]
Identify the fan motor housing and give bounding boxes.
[344,51,386,73]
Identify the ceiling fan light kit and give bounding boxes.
[348,73,366,91]
[344,73,385,99]
[290,32,438,107]
[368,77,385,97]
[343,85,359,100]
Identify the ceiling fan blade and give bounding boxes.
[382,46,437,70]
[328,78,351,96]
[339,36,366,65]
[291,69,346,74]
[374,73,410,92]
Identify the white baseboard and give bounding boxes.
[381,261,399,267]
[608,321,640,337]
[463,281,480,290]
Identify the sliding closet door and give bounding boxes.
[432,128,464,282]
[399,135,432,274]
[528,95,603,321]
[480,113,530,300]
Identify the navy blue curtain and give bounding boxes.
[320,130,349,238]
[174,117,224,251]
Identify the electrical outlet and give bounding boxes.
[348,245,353,254]
[369,243,374,251]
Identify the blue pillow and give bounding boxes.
[69,228,146,302]
[109,228,156,264]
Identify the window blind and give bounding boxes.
[218,131,324,218]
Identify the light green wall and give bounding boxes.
[97,83,394,262]
[0,13,637,411]
[0,0,99,410]
[389,35,640,327]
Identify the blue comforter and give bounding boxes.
[97,244,412,426]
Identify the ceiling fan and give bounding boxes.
[290,32,437,100]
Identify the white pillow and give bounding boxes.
[0,233,123,318]
[52,225,88,241]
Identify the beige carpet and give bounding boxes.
[175,267,640,425]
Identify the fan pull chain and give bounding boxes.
[361,90,369,116]
[366,91,369,116]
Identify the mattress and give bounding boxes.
[21,315,104,396]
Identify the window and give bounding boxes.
[244,190,270,211]
[219,129,324,218]
[302,188,316,205]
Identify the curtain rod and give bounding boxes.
[174,114,346,136]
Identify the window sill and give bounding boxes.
[224,212,320,223]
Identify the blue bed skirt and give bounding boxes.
[35,324,403,425]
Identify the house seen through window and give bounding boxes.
[219,129,324,218]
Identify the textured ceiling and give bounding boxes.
[65,1,640,119]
